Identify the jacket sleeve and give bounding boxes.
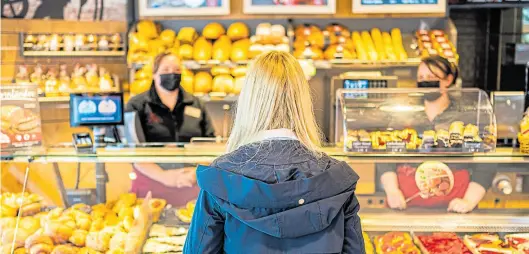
[184,190,225,254]
[342,194,366,254]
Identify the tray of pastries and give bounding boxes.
[345,121,496,153]
[0,192,167,254]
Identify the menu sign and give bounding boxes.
[352,0,446,14]
[0,86,42,151]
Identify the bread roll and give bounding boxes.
[70,230,88,247]
[231,39,249,62]
[227,22,250,41]
[212,75,234,94]
[25,234,54,249]
[211,66,231,76]
[51,245,79,254]
[44,221,73,244]
[193,37,213,61]
[177,27,198,44]
[29,244,53,254]
[194,72,213,94]
[212,36,232,62]
[202,23,225,40]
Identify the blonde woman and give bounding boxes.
[184,51,364,254]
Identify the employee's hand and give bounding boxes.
[162,169,197,188]
[386,189,407,210]
[448,198,476,213]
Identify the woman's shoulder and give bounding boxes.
[210,140,340,170]
[126,91,150,111]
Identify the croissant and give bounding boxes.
[51,245,79,254]
[109,232,126,250]
[69,229,88,247]
[25,234,54,249]
[43,221,73,244]
[19,202,42,217]
[29,243,54,254]
[1,204,18,217]
[20,216,40,235]
[71,203,92,214]
[2,228,30,249]
[77,217,92,231]
[90,219,104,232]
[86,232,111,252]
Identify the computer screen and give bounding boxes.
[70,93,124,127]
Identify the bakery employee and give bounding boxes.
[380,56,497,214]
[126,52,215,206]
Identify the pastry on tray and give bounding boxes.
[417,232,471,254]
[505,233,529,253]
[149,224,188,237]
[142,239,184,253]
[363,232,374,254]
[374,232,420,254]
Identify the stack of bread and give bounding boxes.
[248,23,289,59]
[416,29,458,61]
[0,193,166,254]
[293,23,408,62]
[184,65,246,95]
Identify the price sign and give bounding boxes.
[463,142,482,153]
[350,141,373,152]
[0,85,42,151]
[352,0,446,14]
[386,141,406,153]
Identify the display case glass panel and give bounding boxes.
[336,88,497,153]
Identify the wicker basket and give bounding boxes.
[518,134,529,154]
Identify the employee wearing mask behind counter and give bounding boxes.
[380,56,497,213]
[126,52,215,206]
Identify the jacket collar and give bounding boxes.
[252,129,298,143]
[147,82,195,108]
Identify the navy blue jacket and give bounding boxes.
[184,140,364,254]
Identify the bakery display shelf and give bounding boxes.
[22,51,125,57]
[182,60,249,70]
[194,92,238,102]
[360,211,529,232]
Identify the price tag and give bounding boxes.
[350,141,372,152]
[463,142,482,153]
[386,141,406,153]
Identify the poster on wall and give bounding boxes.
[138,0,230,17]
[244,0,335,14]
[352,0,446,14]
[1,0,127,20]
[0,85,43,152]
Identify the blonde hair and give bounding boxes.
[227,51,322,154]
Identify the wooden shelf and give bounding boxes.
[22,51,125,57]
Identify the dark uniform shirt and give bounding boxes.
[126,84,215,143]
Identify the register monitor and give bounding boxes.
[70,92,124,127]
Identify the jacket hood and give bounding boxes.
[197,141,359,238]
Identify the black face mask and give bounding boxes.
[159,73,181,91]
[418,80,442,101]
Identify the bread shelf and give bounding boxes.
[22,51,125,57]
[194,92,238,102]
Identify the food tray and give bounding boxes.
[157,207,191,228]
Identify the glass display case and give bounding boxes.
[2,145,529,253]
[336,88,497,153]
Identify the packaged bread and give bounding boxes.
[212,35,232,62]
[194,72,213,94]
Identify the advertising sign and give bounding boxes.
[352,0,446,14]
[138,0,230,16]
[244,0,335,14]
[0,85,42,151]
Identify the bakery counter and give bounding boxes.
[4,146,529,163]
